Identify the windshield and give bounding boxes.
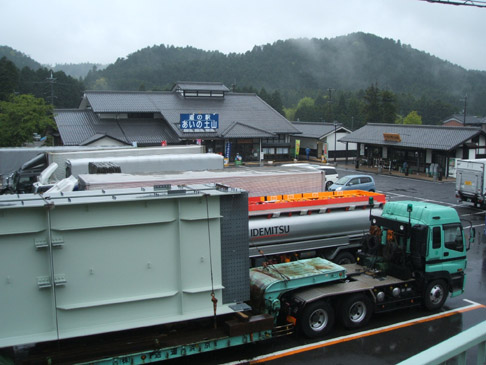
[334,176,350,185]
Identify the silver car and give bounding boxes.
[328,174,376,192]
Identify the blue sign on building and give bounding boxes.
[180,113,219,131]
[225,142,231,159]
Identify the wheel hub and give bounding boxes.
[349,301,366,322]
[309,309,328,331]
[429,285,444,304]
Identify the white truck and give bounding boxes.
[455,158,486,208]
[1,145,205,194]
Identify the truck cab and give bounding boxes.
[369,200,467,304]
[1,153,48,194]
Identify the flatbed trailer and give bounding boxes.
[0,187,471,364]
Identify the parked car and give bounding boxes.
[280,163,339,190]
[328,174,376,192]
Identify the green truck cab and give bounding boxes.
[369,200,468,306]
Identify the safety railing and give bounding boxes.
[397,320,486,365]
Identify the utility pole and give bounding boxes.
[327,88,335,122]
[462,94,468,125]
[47,71,56,107]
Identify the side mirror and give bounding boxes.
[467,227,476,251]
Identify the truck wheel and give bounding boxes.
[424,279,448,310]
[339,294,373,329]
[299,300,335,338]
[334,251,355,265]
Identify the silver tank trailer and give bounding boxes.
[249,207,382,258]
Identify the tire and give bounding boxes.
[364,235,379,253]
[334,251,355,265]
[325,181,333,191]
[339,294,373,329]
[424,279,448,310]
[298,300,335,338]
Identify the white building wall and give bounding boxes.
[86,138,127,147]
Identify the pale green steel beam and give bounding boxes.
[397,320,486,365]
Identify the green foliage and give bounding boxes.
[363,83,382,123]
[403,111,422,125]
[381,90,397,123]
[0,57,19,100]
[0,94,56,147]
[18,68,85,108]
[284,107,296,121]
[0,48,85,108]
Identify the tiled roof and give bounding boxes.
[291,121,347,139]
[221,122,275,138]
[117,118,179,145]
[54,110,99,146]
[84,91,162,113]
[340,123,483,151]
[55,87,299,146]
[83,91,299,139]
[172,81,230,92]
[54,110,180,146]
[442,114,486,125]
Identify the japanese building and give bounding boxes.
[339,123,486,177]
[291,121,357,161]
[53,82,300,162]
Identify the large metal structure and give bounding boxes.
[77,166,328,196]
[0,184,248,348]
[0,189,470,364]
[65,153,223,178]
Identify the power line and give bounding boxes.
[420,0,486,8]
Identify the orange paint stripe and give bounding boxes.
[250,304,486,364]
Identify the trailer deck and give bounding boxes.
[292,263,415,302]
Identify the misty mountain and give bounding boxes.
[0,46,42,70]
[51,63,107,80]
[82,33,486,115]
[2,33,486,116]
[0,46,106,79]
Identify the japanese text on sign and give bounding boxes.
[180,113,219,131]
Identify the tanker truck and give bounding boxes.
[247,190,386,266]
[0,185,472,364]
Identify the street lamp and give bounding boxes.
[333,121,338,163]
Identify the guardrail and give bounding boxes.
[397,320,486,365]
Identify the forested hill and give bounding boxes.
[0,46,42,70]
[83,32,486,115]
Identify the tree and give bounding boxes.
[381,90,397,123]
[0,57,19,100]
[403,110,422,125]
[295,97,319,121]
[0,94,56,147]
[362,83,381,123]
[269,90,284,115]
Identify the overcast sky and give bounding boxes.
[1,0,485,71]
